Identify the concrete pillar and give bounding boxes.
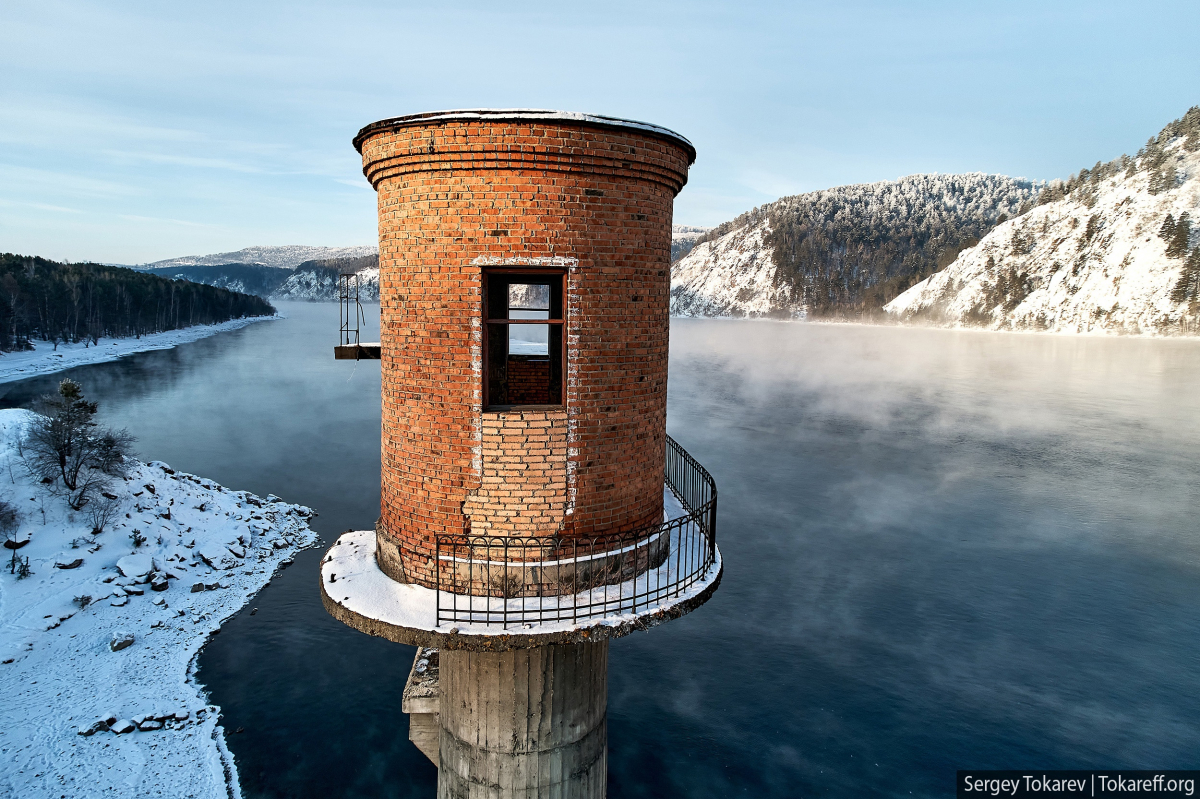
[438,642,608,799]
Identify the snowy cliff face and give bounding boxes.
[671,221,793,317]
[273,266,380,301]
[671,173,1039,318]
[886,109,1200,334]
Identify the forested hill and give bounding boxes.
[885,107,1200,334]
[671,173,1041,318]
[144,254,379,301]
[0,253,276,352]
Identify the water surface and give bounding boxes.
[4,309,1198,798]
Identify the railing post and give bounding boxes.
[708,493,718,561]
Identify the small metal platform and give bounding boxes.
[334,343,381,360]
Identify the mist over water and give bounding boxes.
[3,309,1197,797]
[608,320,1200,797]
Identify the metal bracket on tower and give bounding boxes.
[335,271,380,360]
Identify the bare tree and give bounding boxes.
[24,380,135,510]
[86,495,119,535]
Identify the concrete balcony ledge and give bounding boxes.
[319,487,723,651]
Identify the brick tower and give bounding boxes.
[322,110,722,799]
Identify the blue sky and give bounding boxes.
[2,0,1198,264]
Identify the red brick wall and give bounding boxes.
[462,410,568,538]
[360,113,693,589]
[506,357,550,405]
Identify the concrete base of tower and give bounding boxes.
[438,642,609,799]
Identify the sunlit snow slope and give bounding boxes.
[671,174,1038,318]
[886,108,1200,335]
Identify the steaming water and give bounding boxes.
[2,305,1198,798]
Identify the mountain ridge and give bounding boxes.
[671,173,1040,318]
[145,244,377,270]
[885,107,1200,335]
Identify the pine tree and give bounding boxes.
[1167,214,1192,258]
[1170,248,1200,304]
[1159,214,1177,240]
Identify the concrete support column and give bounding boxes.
[438,642,608,799]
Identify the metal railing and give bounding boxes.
[338,272,365,347]
[434,435,718,628]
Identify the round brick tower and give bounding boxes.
[323,111,722,799]
[353,110,695,587]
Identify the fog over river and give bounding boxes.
[3,304,1197,798]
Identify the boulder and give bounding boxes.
[77,720,108,736]
[110,719,135,734]
[190,582,206,593]
[116,554,154,579]
[109,632,135,652]
[109,596,128,607]
[197,543,238,570]
[137,719,163,731]
[226,544,246,559]
[123,585,144,596]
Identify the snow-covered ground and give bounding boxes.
[0,409,318,798]
[0,315,279,385]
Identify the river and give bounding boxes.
[2,303,1198,798]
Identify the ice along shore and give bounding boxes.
[0,314,280,386]
[0,409,318,798]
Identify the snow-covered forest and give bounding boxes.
[0,254,277,353]
[672,173,1040,318]
[886,107,1200,334]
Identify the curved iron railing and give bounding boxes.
[434,435,718,628]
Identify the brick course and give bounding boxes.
[360,111,694,589]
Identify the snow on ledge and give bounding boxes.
[321,485,722,645]
[0,315,280,385]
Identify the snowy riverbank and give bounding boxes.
[0,409,318,798]
[0,315,279,385]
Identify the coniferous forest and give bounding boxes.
[0,253,276,352]
[676,173,1041,318]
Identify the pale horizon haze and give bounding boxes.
[1,0,1198,264]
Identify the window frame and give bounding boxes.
[481,267,567,411]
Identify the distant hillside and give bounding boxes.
[145,255,379,302]
[146,244,376,270]
[0,254,275,352]
[671,174,1040,318]
[886,107,1200,334]
[671,225,712,262]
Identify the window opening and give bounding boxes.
[484,271,564,408]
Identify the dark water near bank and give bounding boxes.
[4,306,1200,798]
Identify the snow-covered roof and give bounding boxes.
[353,109,696,164]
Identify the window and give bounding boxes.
[483,270,564,408]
